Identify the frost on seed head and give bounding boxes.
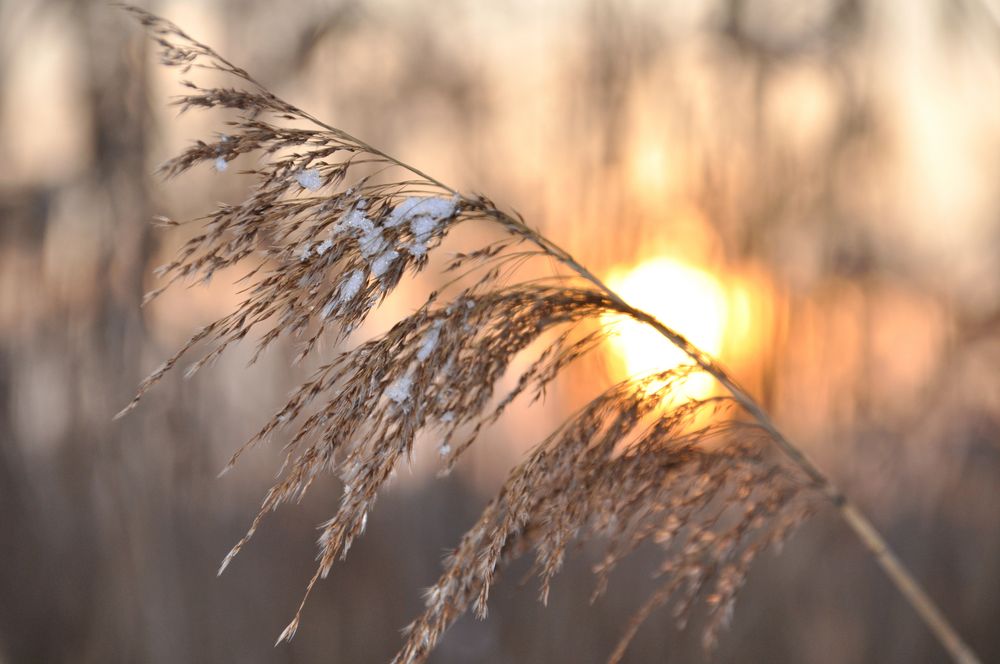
[322,269,365,318]
[337,269,365,303]
[383,197,421,228]
[385,374,412,405]
[320,300,336,320]
[385,196,458,231]
[405,242,428,258]
[371,250,399,278]
[342,207,373,234]
[358,227,388,258]
[296,168,323,191]
[417,320,443,362]
[407,198,457,257]
[337,207,386,259]
[410,215,441,242]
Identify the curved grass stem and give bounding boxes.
[339,132,982,663]
[128,7,983,660]
[557,240,983,664]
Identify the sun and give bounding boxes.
[604,258,729,400]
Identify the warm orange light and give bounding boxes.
[604,258,729,399]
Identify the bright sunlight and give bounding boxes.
[604,258,729,399]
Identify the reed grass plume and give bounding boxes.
[119,7,981,664]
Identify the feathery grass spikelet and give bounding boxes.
[122,7,824,662]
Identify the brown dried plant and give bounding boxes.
[119,7,981,664]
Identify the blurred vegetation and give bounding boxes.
[0,0,998,662]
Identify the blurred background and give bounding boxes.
[1,0,999,662]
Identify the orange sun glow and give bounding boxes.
[604,258,730,400]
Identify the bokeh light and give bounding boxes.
[604,257,728,399]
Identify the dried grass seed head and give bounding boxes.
[122,7,818,663]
